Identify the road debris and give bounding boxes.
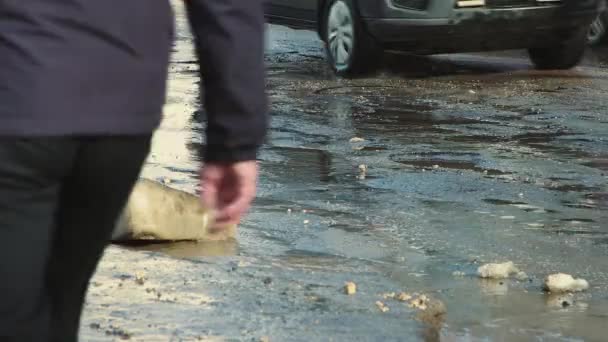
[381,292,396,299]
[381,291,415,303]
[105,325,132,340]
[396,292,413,302]
[543,273,589,293]
[375,301,389,313]
[415,296,447,326]
[396,293,447,326]
[344,282,357,295]
[408,294,429,310]
[135,271,146,285]
[477,261,521,279]
[349,137,365,143]
[358,164,368,180]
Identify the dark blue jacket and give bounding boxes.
[0,0,268,162]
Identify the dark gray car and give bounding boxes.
[265,0,601,75]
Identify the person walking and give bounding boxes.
[0,0,268,341]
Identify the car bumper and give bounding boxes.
[364,5,598,52]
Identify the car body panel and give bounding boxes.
[265,0,318,29]
[356,0,599,18]
[264,0,600,54]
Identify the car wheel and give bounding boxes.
[528,27,588,70]
[587,11,608,45]
[323,0,381,76]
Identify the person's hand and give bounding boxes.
[200,161,258,226]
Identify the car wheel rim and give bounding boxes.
[327,1,354,71]
[588,15,606,44]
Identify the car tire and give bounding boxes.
[322,0,382,76]
[528,27,588,70]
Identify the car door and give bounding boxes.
[266,0,317,28]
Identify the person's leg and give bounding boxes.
[0,138,78,341]
[46,136,151,342]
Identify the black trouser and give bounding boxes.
[0,136,151,341]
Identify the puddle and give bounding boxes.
[391,152,508,176]
[582,158,608,172]
[121,240,238,259]
[261,146,338,183]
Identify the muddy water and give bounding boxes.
[82,2,608,341]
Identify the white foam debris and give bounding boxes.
[477,261,520,279]
[544,273,589,293]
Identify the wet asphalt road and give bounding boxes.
[82,2,608,341]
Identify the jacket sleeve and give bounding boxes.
[185,0,268,162]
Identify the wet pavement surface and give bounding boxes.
[82,2,608,341]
